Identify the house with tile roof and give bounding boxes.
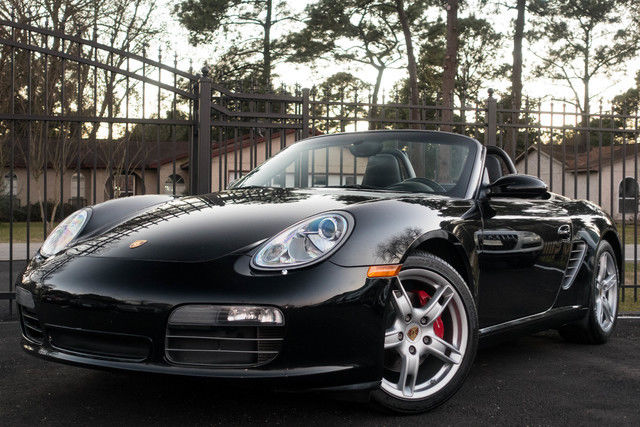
[514,145,639,219]
[1,129,319,209]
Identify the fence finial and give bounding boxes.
[201,65,210,78]
[488,88,495,98]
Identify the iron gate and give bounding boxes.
[1,20,639,320]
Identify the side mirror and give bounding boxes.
[488,174,548,198]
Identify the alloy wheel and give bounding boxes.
[595,251,618,332]
[381,268,469,400]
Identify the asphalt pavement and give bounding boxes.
[0,319,639,426]
[0,260,24,321]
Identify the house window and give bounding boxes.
[69,172,87,207]
[113,174,135,198]
[70,173,86,199]
[164,174,186,195]
[1,173,18,196]
[619,177,639,214]
[312,174,327,187]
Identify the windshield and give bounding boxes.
[232,131,479,198]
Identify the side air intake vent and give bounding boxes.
[19,306,44,344]
[562,241,587,290]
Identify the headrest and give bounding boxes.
[362,154,402,188]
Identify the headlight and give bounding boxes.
[252,212,353,269]
[40,208,91,257]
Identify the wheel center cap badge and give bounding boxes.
[129,240,148,249]
[407,326,419,341]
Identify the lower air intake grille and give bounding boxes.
[49,327,152,361]
[562,241,587,289]
[165,324,284,367]
[19,306,44,344]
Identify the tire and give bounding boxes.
[559,240,619,344]
[370,252,478,414]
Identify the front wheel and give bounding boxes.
[371,252,478,414]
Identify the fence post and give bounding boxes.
[486,88,497,146]
[297,88,310,187]
[192,68,212,194]
[302,87,310,139]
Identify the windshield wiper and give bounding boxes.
[234,185,268,189]
[325,184,379,190]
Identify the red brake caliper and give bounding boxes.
[417,290,445,339]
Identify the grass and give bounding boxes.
[1,223,639,311]
[3,221,636,243]
[1,221,636,244]
[620,288,640,313]
[0,221,55,243]
[620,262,640,313]
[616,222,639,246]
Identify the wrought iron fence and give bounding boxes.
[0,17,198,319]
[1,19,639,320]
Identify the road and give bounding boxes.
[0,319,638,426]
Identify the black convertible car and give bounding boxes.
[17,130,620,413]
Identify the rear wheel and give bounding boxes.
[371,252,478,414]
[559,240,619,344]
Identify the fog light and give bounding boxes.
[169,305,284,326]
[16,287,35,309]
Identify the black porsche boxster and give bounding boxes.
[17,130,621,413]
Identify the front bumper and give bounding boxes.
[21,342,379,391]
[17,253,391,391]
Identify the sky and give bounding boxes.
[153,0,639,111]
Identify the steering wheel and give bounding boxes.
[404,177,446,193]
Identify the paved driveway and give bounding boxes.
[0,243,41,260]
[0,319,638,426]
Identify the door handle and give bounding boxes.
[558,225,571,238]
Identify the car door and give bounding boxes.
[477,153,573,328]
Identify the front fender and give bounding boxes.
[329,197,481,289]
[402,229,477,297]
[80,194,174,239]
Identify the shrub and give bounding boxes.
[0,197,82,222]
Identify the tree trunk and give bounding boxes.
[395,0,425,175]
[509,0,525,158]
[395,0,419,126]
[441,0,459,132]
[582,28,590,152]
[512,0,525,113]
[583,75,590,152]
[369,65,385,130]
[263,0,273,90]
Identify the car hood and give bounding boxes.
[69,187,396,262]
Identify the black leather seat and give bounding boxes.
[485,154,502,183]
[362,154,402,188]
